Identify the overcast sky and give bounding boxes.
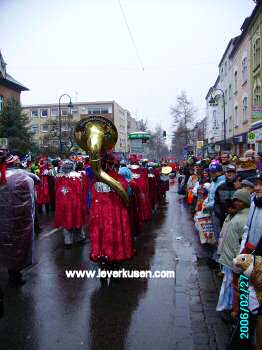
[0,0,256,139]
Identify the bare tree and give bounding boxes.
[137,118,148,131]
[170,91,196,158]
[41,114,78,157]
[147,124,169,160]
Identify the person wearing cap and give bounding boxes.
[240,172,262,254]
[214,164,237,228]
[241,178,255,194]
[217,190,251,319]
[119,159,132,182]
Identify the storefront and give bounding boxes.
[248,125,262,153]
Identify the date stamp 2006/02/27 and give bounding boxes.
[239,273,250,340]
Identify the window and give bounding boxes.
[234,106,238,127]
[92,108,100,115]
[243,97,248,123]
[31,125,39,134]
[0,95,3,112]
[220,67,224,81]
[234,71,238,94]
[254,79,261,106]
[51,108,59,117]
[71,108,78,117]
[253,34,261,70]
[224,61,227,76]
[101,108,109,114]
[225,89,228,104]
[212,110,217,129]
[242,57,248,83]
[229,116,232,132]
[61,108,68,116]
[31,109,38,118]
[42,124,49,132]
[40,109,48,117]
[229,84,232,100]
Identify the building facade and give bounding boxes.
[22,100,138,153]
[0,51,29,112]
[249,5,262,152]
[229,23,251,156]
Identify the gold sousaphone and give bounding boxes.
[161,166,172,175]
[74,116,129,207]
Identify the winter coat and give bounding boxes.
[219,208,250,269]
[214,179,236,226]
[206,175,225,211]
[240,199,262,251]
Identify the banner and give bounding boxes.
[252,106,262,123]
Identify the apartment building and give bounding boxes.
[23,100,138,153]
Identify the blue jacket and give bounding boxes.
[207,175,225,210]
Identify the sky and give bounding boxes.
[0,0,256,141]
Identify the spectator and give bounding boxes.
[217,190,251,320]
[241,179,255,195]
[214,164,236,227]
[206,163,225,241]
[240,172,262,254]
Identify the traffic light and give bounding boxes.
[163,130,167,138]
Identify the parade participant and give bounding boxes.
[48,159,59,212]
[55,160,87,248]
[214,164,236,228]
[74,116,134,269]
[31,160,40,175]
[36,157,50,213]
[148,164,158,213]
[0,151,38,286]
[119,159,132,181]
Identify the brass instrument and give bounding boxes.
[74,116,129,207]
[161,166,172,175]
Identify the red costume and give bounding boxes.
[89,170,134,262]
[55,172,88,230]
[132,168,152,221]
[36,161,50,205]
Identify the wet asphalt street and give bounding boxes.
[0,184,230,350]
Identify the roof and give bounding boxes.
[230,4,262,58]
[218,36,240,67]
[22,101,117,108]
[0,73,29,91]
[205,76,220,100]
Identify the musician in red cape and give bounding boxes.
[89,154,134,263]
[35,157,50,211]
[55,160,88,247]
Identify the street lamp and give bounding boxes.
[209,87,226,151]
[58,94,73,157]
[194,124,198,156]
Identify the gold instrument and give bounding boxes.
[74,116,129,207]
[161,166,172,175]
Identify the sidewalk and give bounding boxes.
[172,191,230,350]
